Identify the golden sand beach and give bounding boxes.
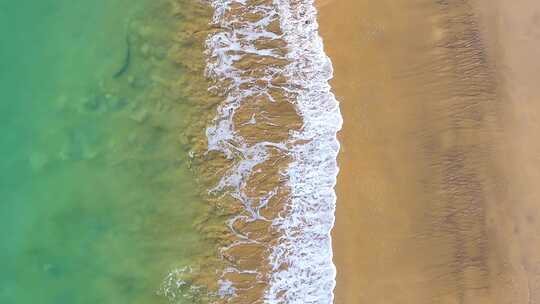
[318,0,540,303]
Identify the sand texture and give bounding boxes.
[318,0,540,303]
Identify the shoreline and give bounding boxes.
[319,0,540,303]
[197,0,341,302]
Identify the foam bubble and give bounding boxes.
[204,0,342,302]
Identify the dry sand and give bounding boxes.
[317,0,540,303]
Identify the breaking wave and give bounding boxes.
[204,0,342,302]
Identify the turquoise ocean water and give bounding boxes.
[0,1,212,303]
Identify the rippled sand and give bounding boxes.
[318,0,540,303]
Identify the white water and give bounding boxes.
[204,0,342,303]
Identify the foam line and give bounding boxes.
[204,0,342,302]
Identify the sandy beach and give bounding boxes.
[318,0,540,303]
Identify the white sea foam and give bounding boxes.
[204,0,342,303]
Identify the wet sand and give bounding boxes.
[318,0,540,303]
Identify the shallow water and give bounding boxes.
[0,1,212,303]
[200,0,341,302]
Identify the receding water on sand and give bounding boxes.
[0,1,214,303]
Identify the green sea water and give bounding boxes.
[0,0,212,303]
